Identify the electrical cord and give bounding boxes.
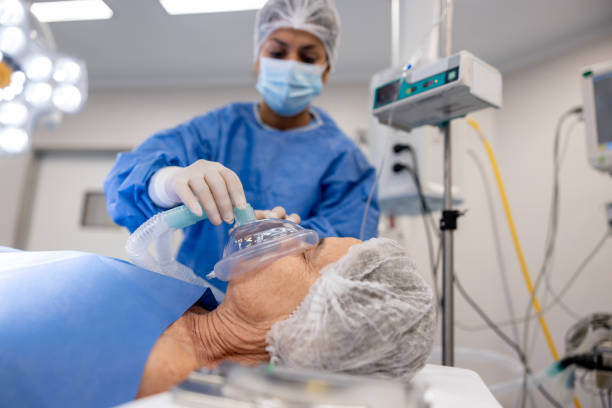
[525,107,584,361]
[400,0,450,71]
[462,149,521,344]
[360,112,395,241]
[393,161,440,309]
[545,229,609,320]
[465,116,582,408]
[454,274,563,408]
[392,144,439,235]
[454,228,610,332]
[521,107,584,405]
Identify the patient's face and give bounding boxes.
[221,237,361,329]
[138,237,362,396]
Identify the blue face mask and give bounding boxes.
[256,57,325,117]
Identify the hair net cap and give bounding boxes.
[266,238,436,380]
[254,0,341,68]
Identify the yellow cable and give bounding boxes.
[465,117,582,408]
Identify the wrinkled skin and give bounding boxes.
[137,237,360,397]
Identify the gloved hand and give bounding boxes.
[229,206,300,234]
[151,161,247,225]
[254,206,301,224]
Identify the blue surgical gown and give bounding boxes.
[104,102,379,298]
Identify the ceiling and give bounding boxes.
[40,0,612,89]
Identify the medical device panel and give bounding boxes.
[582,59,612,174]
[372,50,502,131]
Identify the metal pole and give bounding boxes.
[440,0,455,367]
[390,0,400,69]
[441,123,454,366]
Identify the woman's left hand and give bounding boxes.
[229,206,300,234]
[254,206,301,224]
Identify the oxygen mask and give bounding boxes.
[126,203,318,286]
[209,216,318,281]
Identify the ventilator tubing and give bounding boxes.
[429,347,574,403]
[125,204,256,287]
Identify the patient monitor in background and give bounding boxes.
[582,59,612,175]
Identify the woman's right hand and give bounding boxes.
[169,160,246,225]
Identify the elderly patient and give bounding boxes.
[139,237,436,396]
[0,237,435,407]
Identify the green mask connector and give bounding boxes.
[164,203,256,229]
[234,204,256,226]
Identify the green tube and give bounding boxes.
[235,204,256,226]
[164,203,256,229]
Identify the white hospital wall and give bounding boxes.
[0,154,31,246]
[31,83,372,151]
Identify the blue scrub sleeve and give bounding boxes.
[104,116,218,232]
[0,250,205,408]
[300,149,380,240]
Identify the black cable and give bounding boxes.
[392,148,441,309]
[392,144,439,235]
[454,274,564,408]
[406,147,439,236]
[405,164,440,308]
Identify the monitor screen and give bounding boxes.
[594,71,612,146]
[374,80,400,108]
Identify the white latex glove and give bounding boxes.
[254,206,301,224]
[229,206,300,234]
[149,161,246,225]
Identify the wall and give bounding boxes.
[32,83,373,151]
[0,153,31,246]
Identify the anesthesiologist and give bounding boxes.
[104,0,380,299]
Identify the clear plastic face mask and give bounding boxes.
[208,218,319,282]
[126,202,318,286]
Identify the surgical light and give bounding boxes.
[0,126,27,153]
[0,70,25,101]
[159,0,267,15]
[0,0,25,25]
[30,0,113,23]
[52,84,82,113]
[0,101,27,125]
[0,26,25,54]
[0,0,88,156]
[24,81,52,107]
[24,55,52,81]
[53,57,80,83]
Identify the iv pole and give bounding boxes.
[440,0,457,367]
[390,0,458,366]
